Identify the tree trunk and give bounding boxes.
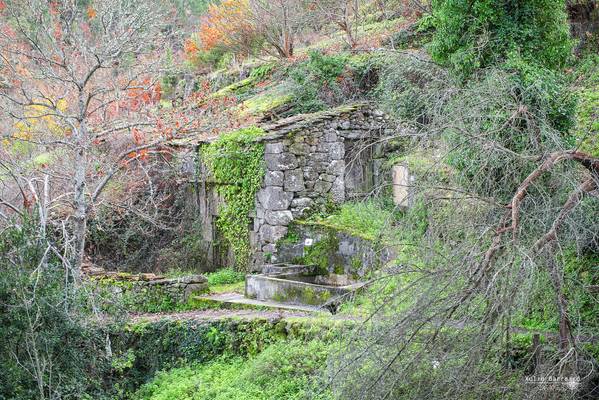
[72,93,89,276]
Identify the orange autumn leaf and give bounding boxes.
[86,6,97,19]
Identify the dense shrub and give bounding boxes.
[289,50,367,113]
[429,0,573,78]
[0,221,110,400]
[375,51,452,125]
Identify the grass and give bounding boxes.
[208,281,245,294]
[305,201,397,242]
[206,268,245,286]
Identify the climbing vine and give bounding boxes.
[200,127,265,269]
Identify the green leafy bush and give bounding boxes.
[289,51,352,113]
[375,51,452,125]
[442,67,574,199]
[572,54,599,157]
[429,0,573,78]
[206,268,245,286]
[0,220,110,399]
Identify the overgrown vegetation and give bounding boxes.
[429,0,573,78]
[2,0,598,398]
[133,340,332,400]
[0,220,111,399]
[206,268,245,286]
[200,127,266,269]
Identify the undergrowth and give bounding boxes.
[132,340,333,400]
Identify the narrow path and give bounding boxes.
[130,308,320,323]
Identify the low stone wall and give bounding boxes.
[84,267,208,311]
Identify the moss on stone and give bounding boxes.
[239,86,293,117]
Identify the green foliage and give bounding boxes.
[132,340,332,400]
[206,268,245,286]
[375,52,451,124]
[289,50,352,113]
[0,220,111,400]
[200,127,266,269]
[309,201,396,242]
[110,317,350,396]
[562,249,599,333]
[572,54,599,157]
[429,0,573,78]
[442,66,575,199]
[504,56,577,132]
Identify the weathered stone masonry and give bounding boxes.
[185,103,394,271]
[250,103,393,267]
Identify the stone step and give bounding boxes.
[194,293,329,314]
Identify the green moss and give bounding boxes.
[303,201,395,242]
[301,230,340,274]
[239,85,293,117]
[272,286,333,306]
[211,63,276,99]
[201,127,266,269]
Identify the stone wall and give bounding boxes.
[250,103,392,267]
[186,102,393,271]
[84,266,208,311]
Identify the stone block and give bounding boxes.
[314,179,333,193]
[178,274,208,284]
[327,159,345,176]
[303,167,319,181]
[265,142,285,154]
[308,153,328,163]
[328,142,344,160]
[321,174,336,183]
[257,187,293,210]
[323,131,338,142]
[289,142,310,155]
[259,224,288,244]
[262,243,277,254]
[264,170,284,186]
[330,177,345,203]
[284,169,305,192]
[265,153,298,171]
[392,164,411,208]
[265,210,293,226]
[291,197,313,208]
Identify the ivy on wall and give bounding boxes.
[200,127,265,269]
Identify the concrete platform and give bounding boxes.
[196,292,329,313]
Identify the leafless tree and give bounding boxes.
[248,0,310,58]
[314,0,362,48]
[0,0,184,274]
